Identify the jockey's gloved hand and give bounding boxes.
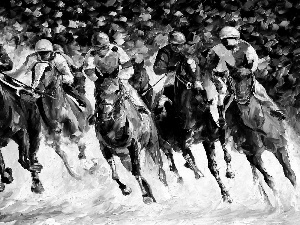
[194,81,204,91]
[167,65,177,71]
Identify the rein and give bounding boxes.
[175,73,194,89]
[0,72,55,99]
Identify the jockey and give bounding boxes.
[7,39,86,107]
[153,31,204,115]
[207,26,288,152]
[83,32,149,115]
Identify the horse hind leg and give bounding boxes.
[203,141,232,203]
[274,147,296,187]
[128,138,156,204]
[159,137,183,183]
[250,163,272,205]
[246,154,276,192]
[53,132,81,180]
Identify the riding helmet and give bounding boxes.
[91,32,110,47]
[169,31,186,45]
[219,26,240,40]
[35,39,54,52]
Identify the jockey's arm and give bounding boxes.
[246,45,259,73]
[205,49,228,106]
[119,60,134,79]
[153,49,169,75]
[117,46,134,79]
[54,54,74,84]
[82,49,98,82]
[0,46,13,72]
[5,53,37,78]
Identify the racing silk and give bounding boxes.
[84,44,133,81]
[206,40,259,106]
[84,44,148,118]
[8,52,73,89]
[153,44,202,97]
[0,45,13,72]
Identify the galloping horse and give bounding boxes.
[129,59,234,203]
[0,74,44,193]
[32,62,93,179]
[223,63,296,198]
[92,51,167,204]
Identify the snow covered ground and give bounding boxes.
[1,45,300,225]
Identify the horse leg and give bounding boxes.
[250,164,271,205]
[179,129,204,179]
[101,146,132,196]
[159,137,183,183]
[14,130,31,170]
[27,118,44,194]
[128,138,155,204]
[203,141,232,203]
[274,147,296,187]
[52,132,81,180]
[71,135,86,160]
[219,128,235,179]
[246,154,276,192]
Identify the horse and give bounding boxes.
[223,63,296,199]
[129,58,235,203]
[92,55,167,204]
[32,61,93,180]
[0,74,44,193]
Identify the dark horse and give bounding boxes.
[93,59,167,204]
[32,62,93,180]
[129,59,234,203]
[0,74,44,193]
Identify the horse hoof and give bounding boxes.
[177,177,184,184]
[121,187,132,196]
[2,168,13,184]
[31,181,45,194]
[0,183,5,192]
[78,153,86,160]
[226,171,235,179]
[184,162,190,169]
[223,195,233,204]
[143,196,154,205]
[195,173,204,180]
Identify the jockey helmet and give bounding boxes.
[91,32,110,47]
[169,31,186,45]
[35,39,53,52]
[219,26,240,40]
